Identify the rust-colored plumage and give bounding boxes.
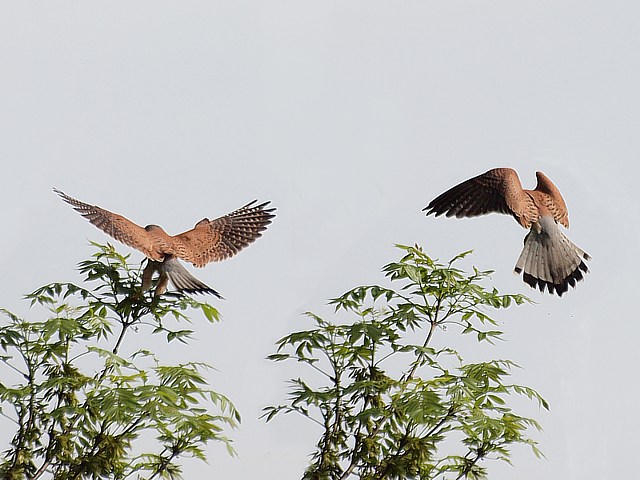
[55,188,276,297]
[424,168,590,296]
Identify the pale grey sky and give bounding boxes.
[1,2,639,479]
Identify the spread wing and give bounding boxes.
[173,200,276,267]
[54,188,159,259]
[423,168,538,228]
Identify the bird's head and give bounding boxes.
[144,224,165,233]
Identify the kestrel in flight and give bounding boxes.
[54,188,276,298]
[423,168,590,296]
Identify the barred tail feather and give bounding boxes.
[514,217,589,296]
[162,257,223,298]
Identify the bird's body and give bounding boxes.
[424,168,589,296]
[55,189,275,297]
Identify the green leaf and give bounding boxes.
[265,244,544,479]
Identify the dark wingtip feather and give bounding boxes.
[245,199,277,215]
[423,208,438,217]
[53,188,93,214]
[53,187,72,203]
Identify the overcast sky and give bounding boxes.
[1,2,639,479]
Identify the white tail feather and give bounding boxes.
[143,257,222,298]
[163,257,222,298]
[514,216,589,296]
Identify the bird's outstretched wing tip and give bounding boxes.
[257,199,277,213]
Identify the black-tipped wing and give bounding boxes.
[54,188,160,259]
[423,168,538,228]
[173,200,276,268]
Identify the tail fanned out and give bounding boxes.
[514,216,590,296]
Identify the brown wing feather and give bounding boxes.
[423,168,538,228]
[173,200,276,267]
[54,188,160,259]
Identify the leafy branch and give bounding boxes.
[0,243,236,480]
[264,244,546,480]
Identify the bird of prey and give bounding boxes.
[423,168,590,296]
[54,188,276,298]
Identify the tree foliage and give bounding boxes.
[264,245,547,480]
[0,243,238,480]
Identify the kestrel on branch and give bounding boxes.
[423,168,590,296]
[54,188,276,297]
